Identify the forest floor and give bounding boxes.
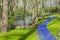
[0,14,60,40]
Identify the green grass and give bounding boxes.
[47,18,60,37]
[1,14,60,40]
[0,30,37,40]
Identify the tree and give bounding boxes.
[0,0,8,32]
[0,0,2,32]
[34,0,38,23]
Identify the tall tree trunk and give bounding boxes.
[34,0,38,23]
[0,0,2,32]
[1,0,8,32]
[23,0,26,26]
[0,16,1,32]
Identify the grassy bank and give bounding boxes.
[0,30,37,40]
[47,18,60,37]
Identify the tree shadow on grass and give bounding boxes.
[0,27,36,40]
[18,27,36,40]
[0,34,25,40]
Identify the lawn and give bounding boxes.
[0,29,37,40]
[47,18,60,38]
[0,14,60,40]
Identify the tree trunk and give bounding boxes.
[0,18,1,32]
[1,0,8,32]
[23,0,26,26]
[34,0,38,23]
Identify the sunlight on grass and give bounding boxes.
[0,30,36,40]
[47,18,60,37]
[26,31,37,40]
